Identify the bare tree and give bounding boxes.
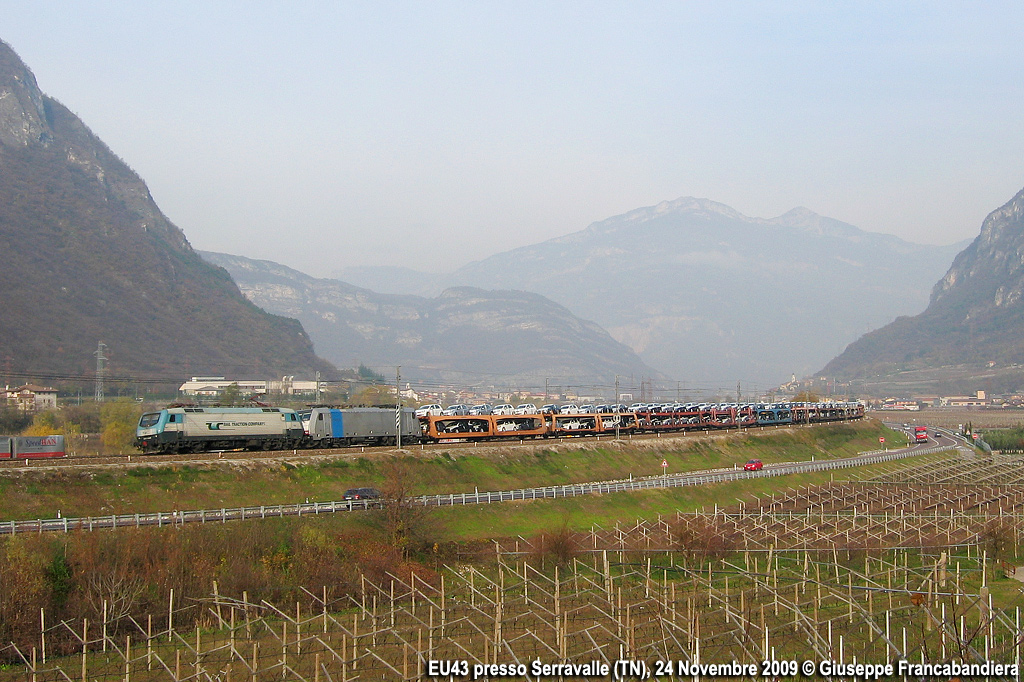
[83,570,146,623]
[531,518,580,567]
[375,459,436,559]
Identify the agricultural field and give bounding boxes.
[4,422,1021,680]
[884,407,1024,431]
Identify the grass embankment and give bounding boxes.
[433,448,950,541]
[0,420,905,526]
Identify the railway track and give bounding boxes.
[0,421,853,471]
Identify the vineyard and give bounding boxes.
[4,450,1024,680]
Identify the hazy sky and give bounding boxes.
[4,2,1023,277]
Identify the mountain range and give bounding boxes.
[340,199,964,388]
[0,39,336,383]
[823,186,1024,395]
[201,252,662,388]
[0,35,990,397]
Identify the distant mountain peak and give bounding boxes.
[767,206,867,241]
[771,206,821,225]
[656,196,746,218]
[605,196,747,227]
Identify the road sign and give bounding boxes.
[879,437,885,443]
[973,433,979,440]
[661,459,668,468]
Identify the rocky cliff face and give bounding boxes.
[0,44,48,148]
[202,252,663,386]
[930,187,1024,311]
[0,39,335,381]
[822,187,1024,393]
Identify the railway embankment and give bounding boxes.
[0,420,899,522]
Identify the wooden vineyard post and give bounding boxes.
[793,583,799,632]
[940,602,947,659]
[214,580,223,625]
[342,634,348,679]
[763,614,770,659]
[494,583,503,664]
[323,585,329,633]
[724,576,730,623]
[554,565,561,617]
[1016,607,1021,672]
[441,574,447,636]
[671,582,677,622]
[371,595,378,646]
[616,587,623,637]
[708,562,714,607]
[81,619,87,682]
[848,574,854,623]
[604,550,612,604]
[244,591,252,637]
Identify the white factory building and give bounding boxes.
[178,376,320,398]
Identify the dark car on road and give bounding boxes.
[343,487,381,501]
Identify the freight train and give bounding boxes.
[135,401,863,454]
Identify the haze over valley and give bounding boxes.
[339,199,964,388]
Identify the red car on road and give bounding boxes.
[743,459,764,471]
